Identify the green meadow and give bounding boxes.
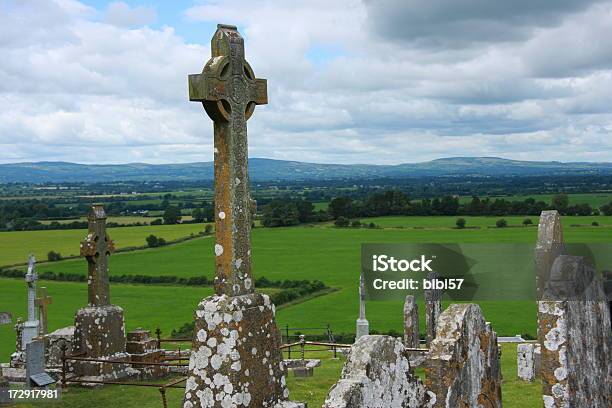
[0,223,209,266]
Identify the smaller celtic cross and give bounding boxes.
[80,205,115,306]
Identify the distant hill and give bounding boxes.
[0,157,611,183]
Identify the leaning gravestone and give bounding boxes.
[73,205,128,379]
[426,303,502,408]
[184,24,303,408]
[322,335,430,408]
[26,339,55,389]
[403,295,419,349]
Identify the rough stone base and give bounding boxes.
[73,305,128,378]
[322,335,429,408]
[183,292,303,408]
[355,319,369,340]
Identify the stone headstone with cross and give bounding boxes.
[73,205,128,379]
[22,255,40,349]
[355,271,369,340]
[184,24,303,408]
[35,287,52,336]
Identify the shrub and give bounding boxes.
[204,224,213,235]
[146,234,159,248]
[47,251,62,262]
[496,219,507,228]
[351,220,361,228]
[368,222,376,229]
[592,221,599,226]
[334,216,350,227]
[157,237,166,246]
[522,218,533,226]
[455,218,466,229]
[150,218,163,225]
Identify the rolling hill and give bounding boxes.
[0,157,610,183]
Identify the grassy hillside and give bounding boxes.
[0,223,209,266]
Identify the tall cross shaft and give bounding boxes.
[80,205,115,306]
[25,255,37,322]
[189,24,267,297]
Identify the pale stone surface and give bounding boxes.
[322,335,430,408]
[426,304,502,408]
[517,343,540,381]
[403,295,419,349]
[538,256,612,408]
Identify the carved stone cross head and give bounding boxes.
[189,24,267,123]
[80,204,115,306]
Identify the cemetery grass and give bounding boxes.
[8,344,537,408]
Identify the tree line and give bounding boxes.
[261,192,612,227]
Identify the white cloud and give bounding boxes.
[0,0,610,165]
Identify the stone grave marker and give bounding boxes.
[184,24,303,408]
[322,335,430,408]
[536,210,612,407]
[403,295,419,349]
[517,343,540,382]
[22,255,40,349]
[426,303,502,408]
[35,287,52,336]
[355,271,369,340]
[73,205,128,379]
[26,339,55,388]
[424,271,442,347]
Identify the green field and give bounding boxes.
[0,223,210,266]
[458,192,612,207]
[356,215,611,228]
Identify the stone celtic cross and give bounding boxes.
[35,287,52,335]
[80,205,115,306]
[189,24,267,297]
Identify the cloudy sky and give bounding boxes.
[1,0,611,164]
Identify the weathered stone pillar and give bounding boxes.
[424,271,442,347]
[425,304,502,408]
[403,295,419,349]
